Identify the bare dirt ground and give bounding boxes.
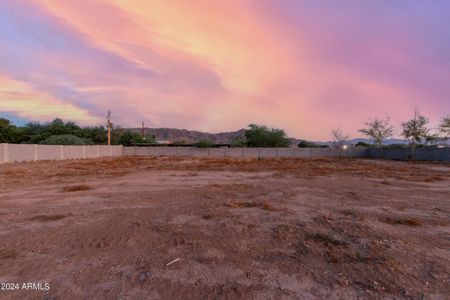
[0,157,449,299]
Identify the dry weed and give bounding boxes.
[423,175,444,182]
[0,249,18,259]
[63,184,92,192]
[384,217,422,226]
[225,201,277,211]
[307,232,348,246]
[28,214,69,222]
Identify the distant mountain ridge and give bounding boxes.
[125,127,408,145]
[127,127,245,144]
[316,138,408,146]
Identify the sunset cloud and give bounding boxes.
[0,0,449,139]
[0,74,99,123]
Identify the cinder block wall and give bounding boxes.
[0,143,4,164]
[0,144,123,164]
[122,146,370,159]
[2,144,447,163]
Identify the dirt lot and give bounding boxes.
[0,157,449,299]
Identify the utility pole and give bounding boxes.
[107,111,111,146]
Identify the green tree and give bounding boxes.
[244,124,290,147]
[118,131,141,146]
[117,131,155,146]
[0,118,27,143]
[401,110,429,156]
[195,139,213,148]
[0,118,15,143]
[355,141,370,148]
[23,119,84,143]
[439,115,450,140]
[230,136,246,147]
[359,116,394,158]
[298,140,324,148]
[79,126,107,144]
[41,134,89,145]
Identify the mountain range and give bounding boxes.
[128,127,246,144]
[126,127,408,146]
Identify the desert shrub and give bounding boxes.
[355,141,370,148]
[231,136,247,147]
[195,140,213,148]
[384,217,422,226]
[118,131,155,146]
[41,134,89,145]
[63,184,92,192]
[298,140,326,148]
[245,124,290,147]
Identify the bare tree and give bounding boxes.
[331,127,349,148]
[331,127,349,158]
[359,115,394,158]
[401,110,429,157]
[439,115,450,141]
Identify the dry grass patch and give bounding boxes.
[0,249,18,260]
[28,214,69,222]
[225,201,277,211]
[225,201,258,208]
[307,232,348,246]
[261,201,277,211]
[423,175,444,182]
[340,209,366,221]
[63,184,92,192]
[384,217,422,226]
[274,224,302,241]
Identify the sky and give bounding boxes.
[0,0,449,140]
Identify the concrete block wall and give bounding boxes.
[0,144,123,164]
[311,148,336,158]
[225,148,242,158]
[242,148,260,158]
[294,148,311,158]
[122,146,370,159]
[7,144,35,163]
[84,146,98,158]
[260,148,277,158]
[38,145,62,160]
[64,146,83,160]
[209,148,226,157]
[2,143,447,163]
